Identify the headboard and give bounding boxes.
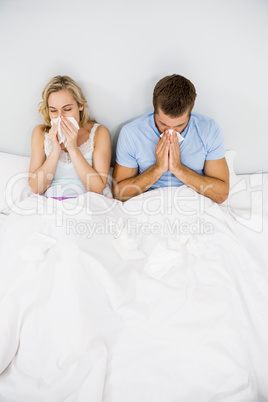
[0,0,267,173]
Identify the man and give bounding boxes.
[112,74,229,203]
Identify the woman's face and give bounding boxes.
[48,89,83,122]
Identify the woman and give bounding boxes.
[29,75,111,199]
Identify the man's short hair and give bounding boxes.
[153,74,197,117]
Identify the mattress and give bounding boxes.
[0,174,267,402]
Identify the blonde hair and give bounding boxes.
[38,75,96,131]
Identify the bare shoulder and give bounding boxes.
[95,124,110,138]
[32,124,46,139]
[94,124,111,146]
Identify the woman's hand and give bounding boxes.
[48,123,61,153]
[60,116,79,151]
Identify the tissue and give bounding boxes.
[160,129,184,143]
[51,117,80,147]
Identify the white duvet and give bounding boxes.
[0,183,268,402]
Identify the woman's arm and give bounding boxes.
[62,118,111,193]
[28,125,61,194]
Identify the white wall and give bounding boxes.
[0,0,267,172]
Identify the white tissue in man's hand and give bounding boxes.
[160,129,184,143]
[51,117,79,147]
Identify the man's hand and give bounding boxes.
[155,131,170,174]
[168,131,182,175]
[167,131,229,203]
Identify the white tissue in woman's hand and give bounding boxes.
[51,117,79,146]
[160,129,184,143]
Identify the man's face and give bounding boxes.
[154,108,190,134]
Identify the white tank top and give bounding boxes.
[43,123,99,198]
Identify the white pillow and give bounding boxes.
[0,152,32,213]
[225,149,238,187]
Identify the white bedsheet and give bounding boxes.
[0,178,268,402]
[0,214,8,229]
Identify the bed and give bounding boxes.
[0,150,268,402]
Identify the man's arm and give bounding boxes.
[169,135,229,204]
[112,164,164,201]
[112,133,170,201]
